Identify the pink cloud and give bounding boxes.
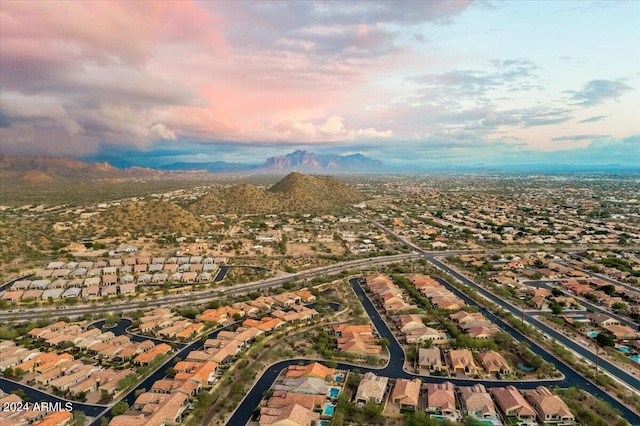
[1,0,470,155]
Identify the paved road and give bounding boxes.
[228,274,640,425]
[362,219,640,420]
[427,257,640,419]
[0,377,107,417]
[227,277,563,425]
[522,280,638,329]
[0,253,418,322]
[559,257,640,294]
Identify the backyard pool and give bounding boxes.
[516,363,536,372]
[587,331,599,338]
[617,345,631,353]
[323,404,336,416]
[631,355,640,363]
[328,387,340,399]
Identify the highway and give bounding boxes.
[0,253,418,322]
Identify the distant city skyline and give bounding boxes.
[1,1,638,166]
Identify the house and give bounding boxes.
[450,311,486,325]
[449,349,480,375]
[133,343,171,365]
[491,386,537,424]
[418,347,447,373]
[82,286,100,298]
[110,392,188,426]
[33,410,73,426]
[355,372,388,405]
[265,391,325,411]
[390,378,421,411]
[478,351,512,375]
[100,285,118,296]
[197,306,243,324]
[285,362,334,380]
[458,384,500,423]
[258,403,320,426]
[294,290,316,303]
[425,382,456,418]
[604,324,639,340]
[274,377,328,395]
[243,317,286,332]
[405,326,448,344]
[61,287,81,298]
[524,386,575,425]
[587,313,619,328]
[184,361,218,387]
[1,290,23,301]
[467,326,500,339]
[273,292,301,307]
[397,314,425,333]
[116,283,135,295]
[233,302,260,316]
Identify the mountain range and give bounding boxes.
[160,150,384,173]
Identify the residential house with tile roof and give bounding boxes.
[354,372,388,405]
[524,386,575,425]
[491,386,537,425]
[426,381,456,419]
[391,378,421,411]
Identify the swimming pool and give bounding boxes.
[333,373,345,382]
[516,363,536,372]
[617,345,631,353]
[631,355,640,363]
[587,331,598,338]
[323,404,335,416]
[328,387,340,399]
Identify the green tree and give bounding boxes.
[111,401,129,417]
[596,331,615,348]
[71,410,87,426]
[550,303,563,315]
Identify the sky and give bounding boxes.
[1,0,639,167]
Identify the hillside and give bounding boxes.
[0,154,161,183]
[190,172,365,214]
[91,200,210,236]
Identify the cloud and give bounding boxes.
[551,134,608,142]
[268,115,393,142]
[578,115,607,124]
[411,58,541,98]
[0,1,216,155]
[0,0,636,163]
[569,79,632,106]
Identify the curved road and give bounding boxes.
[230,277,640,425]
[427,257,640,419]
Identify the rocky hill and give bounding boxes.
[190,172,365,214]
[92,200,210,236]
